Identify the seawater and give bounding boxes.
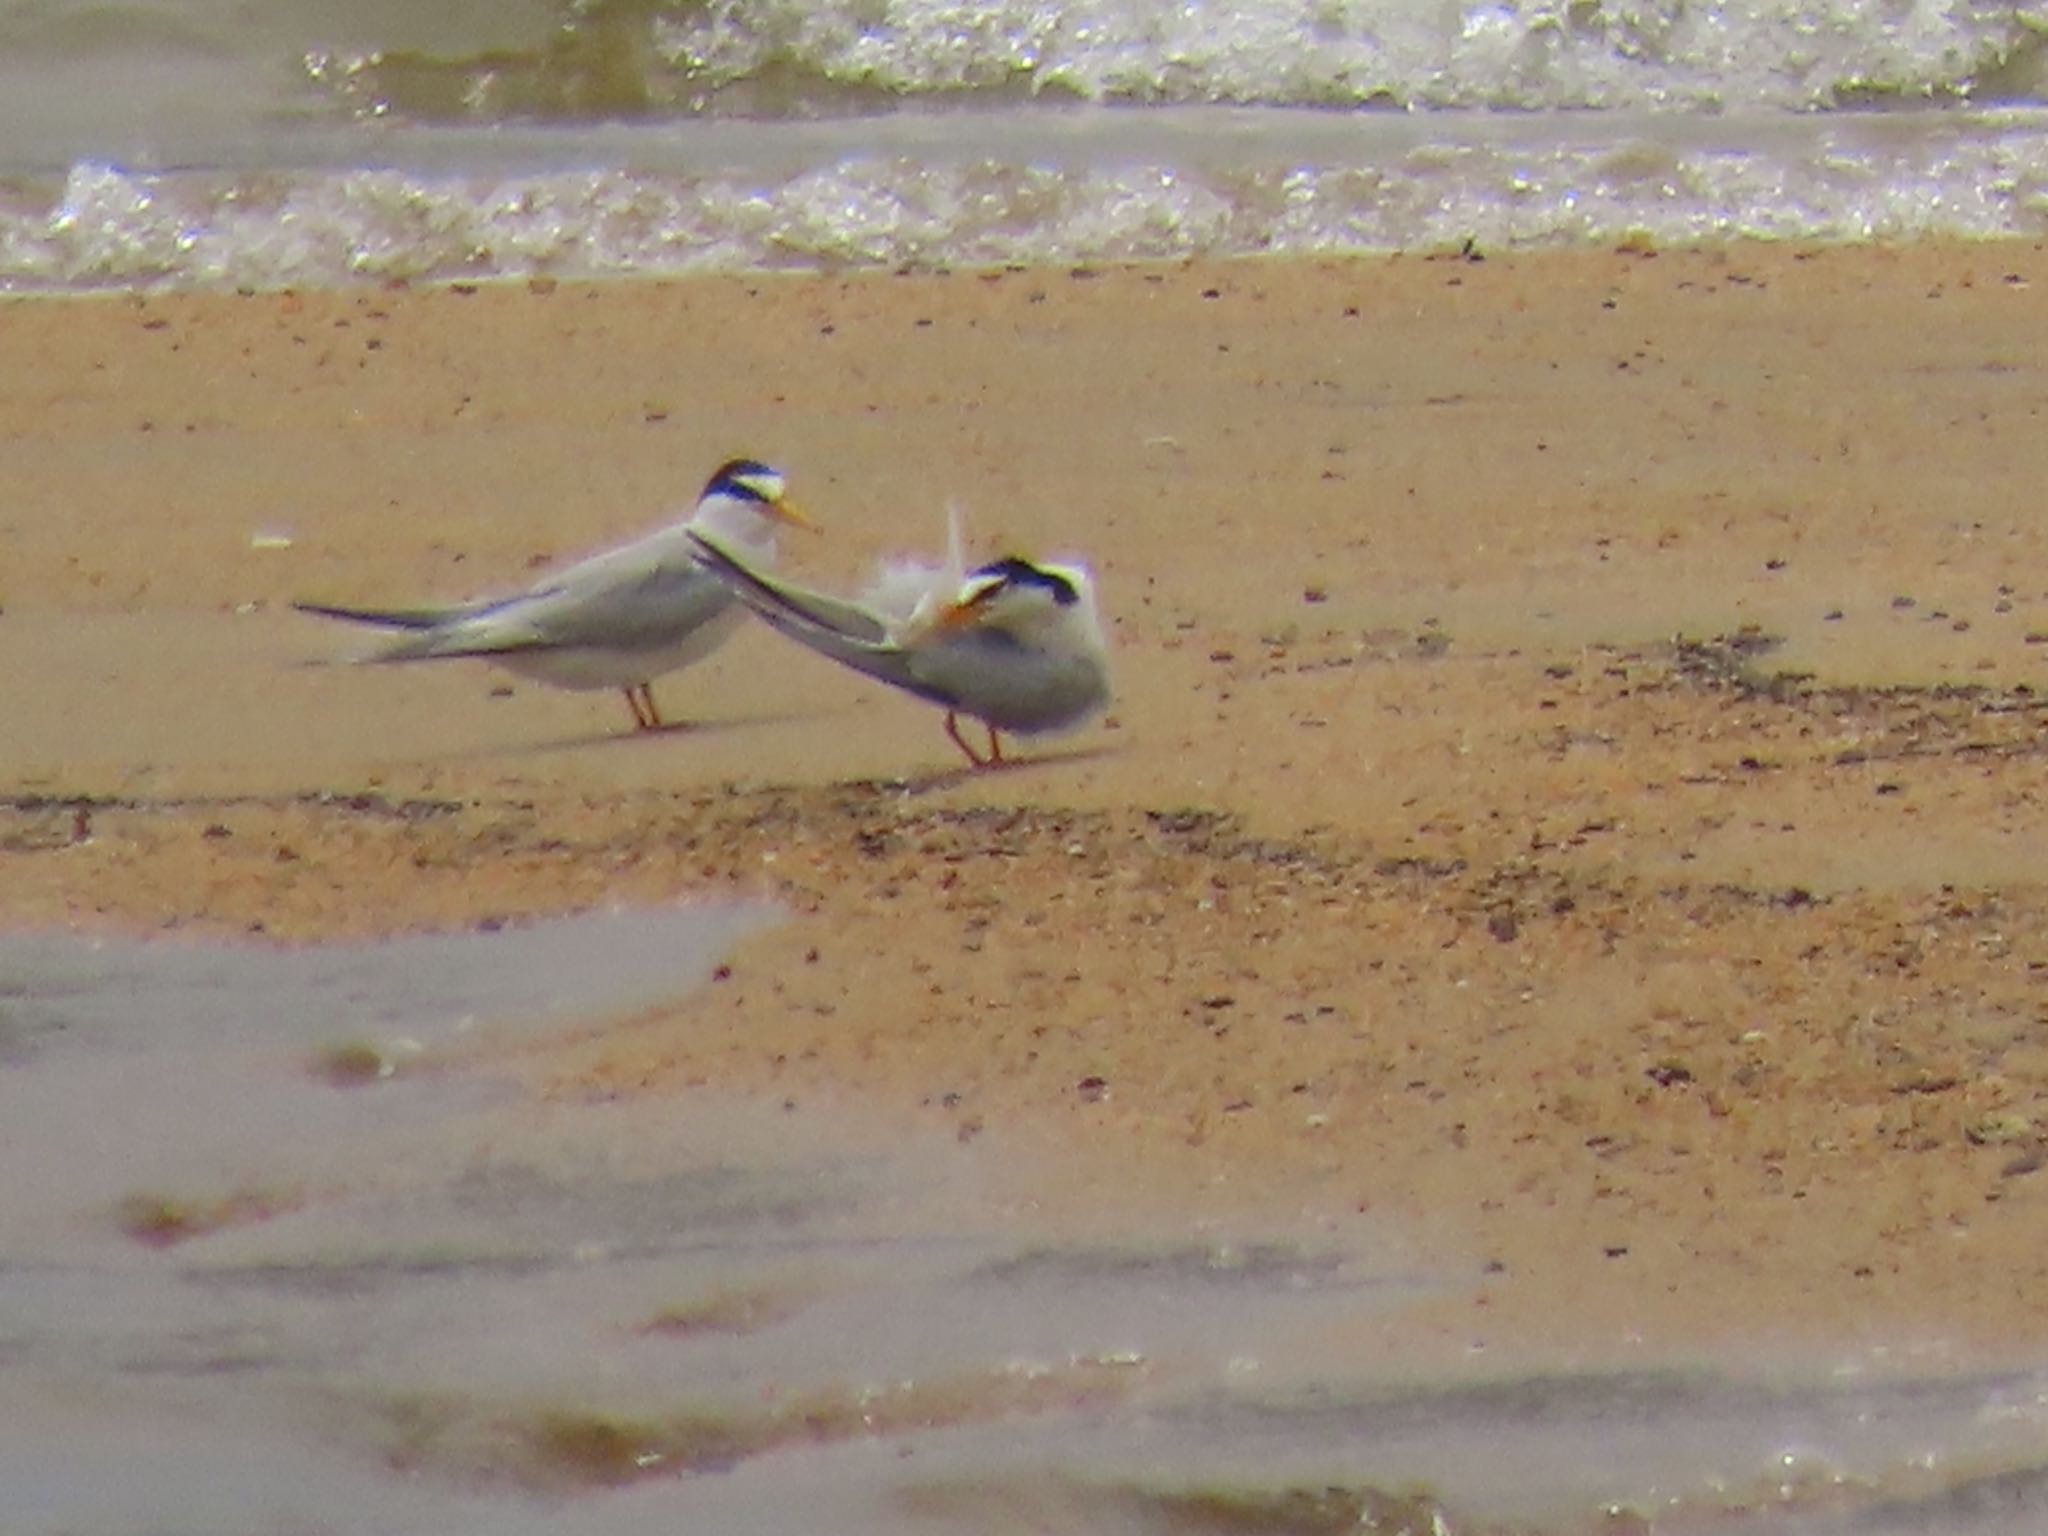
[2,0,2048,289]
[8,911,2048,1533]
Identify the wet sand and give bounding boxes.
[8,242,2048,1363]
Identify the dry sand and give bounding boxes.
[8,243,2048,1363]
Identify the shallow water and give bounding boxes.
[7,910,2048,1533]
[5,0,2048,287]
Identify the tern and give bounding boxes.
[295,458,813,730]
[687,511,1110,767]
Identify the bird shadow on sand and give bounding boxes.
[859,741,1121,797]
[450,706,842,761]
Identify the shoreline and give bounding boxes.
[9,241,2048,1359]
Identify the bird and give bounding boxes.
[294,458,813,731]
[686,509,1111,768]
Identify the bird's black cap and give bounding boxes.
[703,459,780,501]
[971,557,1080,606]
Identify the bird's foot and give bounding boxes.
[944,711,988,768]
[622,684,665,731]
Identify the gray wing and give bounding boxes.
[360,563,733,662]
[687,531,963,705]
[293,599,466,631]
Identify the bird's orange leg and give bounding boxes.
[944,711,987,767]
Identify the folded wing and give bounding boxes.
[298,557,733,663]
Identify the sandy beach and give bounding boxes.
[9,242,2048,1363]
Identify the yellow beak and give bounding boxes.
[771,497,819,533]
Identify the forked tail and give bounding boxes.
[292,600,451,631]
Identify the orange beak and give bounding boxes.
[771,497,819,533]
[933,587,999,631]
